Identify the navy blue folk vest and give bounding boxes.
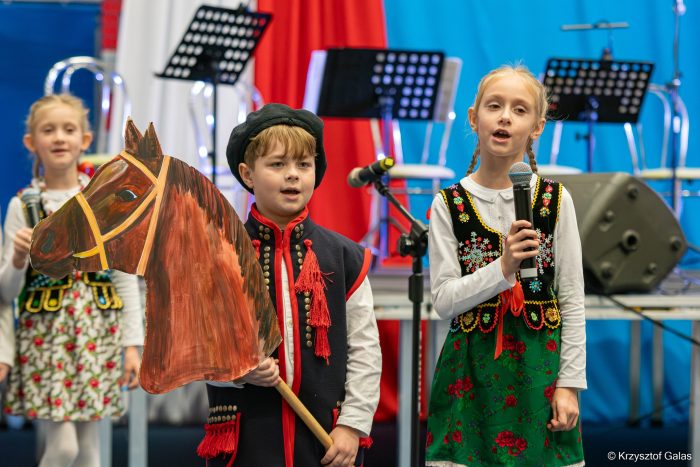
[204,205,370,467]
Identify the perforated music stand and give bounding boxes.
[543,57,654,172]
[304,47,444,467]
[157,5,272,184]
[305,48,444,157]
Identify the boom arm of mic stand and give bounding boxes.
[372,178,427,467]
[372,179,429,254]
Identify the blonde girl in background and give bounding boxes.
[0,94,144,467]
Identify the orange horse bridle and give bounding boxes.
[72,151,171,276]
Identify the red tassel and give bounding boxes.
[251,239,261,259]
[359,436,374,449]
[295,239,331,363]
[295,239,320,291]
[310,286,331,327]
[196,417,241,461]
[314,326,331,364]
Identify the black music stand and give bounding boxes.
[157,4,272,184]
[307,47,444,157]
[543,58,654,172]
[305,47,444,467]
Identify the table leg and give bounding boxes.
[398,319,412,467]
[652,325,664,426]
[129,387,148,467]
[689,321,700,467]
[99,417,112,467]
[628,321,641,426]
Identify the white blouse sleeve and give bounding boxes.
[429,194,514,321]
[553,188,587,390]
[0,197,30,303]
[337,277,381,437]
[110,271,145,347]
[0,197,15,367]
[0,302,15,367]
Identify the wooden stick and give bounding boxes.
[274,378,333,450]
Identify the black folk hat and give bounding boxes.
[225,103,327,193]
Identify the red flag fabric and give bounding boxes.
[255,0,412,422]
[255,0,386,242]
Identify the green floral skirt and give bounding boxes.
[4,281,123,422]
[426,316,584,466]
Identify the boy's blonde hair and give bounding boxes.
[243,125,316,167]
[25,94,91,178]
[466,64,548,175]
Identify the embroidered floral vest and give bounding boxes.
[20,269,123,313]
[440,177,563,334]
[16,186,123,313]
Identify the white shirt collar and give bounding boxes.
[459,173,537,203]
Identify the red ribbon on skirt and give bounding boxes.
[494,281,525,359]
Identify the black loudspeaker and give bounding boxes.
[552,173,687,294]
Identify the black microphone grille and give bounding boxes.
[20,187,41,205]
[347,167,364,188]
[508,162,532,186]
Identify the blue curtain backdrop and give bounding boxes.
[384,0,699,425]
[0,2,99,219]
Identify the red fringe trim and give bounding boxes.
[295,239,331,364]
[251,239,261,259]
[197,417,241,463]
[359,436,373,449]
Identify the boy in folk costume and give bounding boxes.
[198,104,381,467]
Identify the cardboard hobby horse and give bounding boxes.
[29,120,332,449]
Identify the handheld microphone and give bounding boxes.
[347,158,395,188]
[20,188,42,227]
[508,162,537,280]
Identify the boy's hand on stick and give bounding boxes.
[321,424,360,467]
[239,357,279,387]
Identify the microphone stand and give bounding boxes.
[372,177,428,467]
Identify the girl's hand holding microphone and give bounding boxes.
[501,220,539,279]
[12,227,33,269]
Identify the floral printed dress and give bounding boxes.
[4,273,124,421]
[2,177,132,422]
[425,179,584,466]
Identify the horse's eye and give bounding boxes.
[117,189,137,202]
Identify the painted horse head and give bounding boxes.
[30,119,281,393]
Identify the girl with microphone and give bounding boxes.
[0,94,144,467]
[425,65,586,466]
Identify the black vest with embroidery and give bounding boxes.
[440,177,562,334]
[16,187,123,314]
[203,207,370,467]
